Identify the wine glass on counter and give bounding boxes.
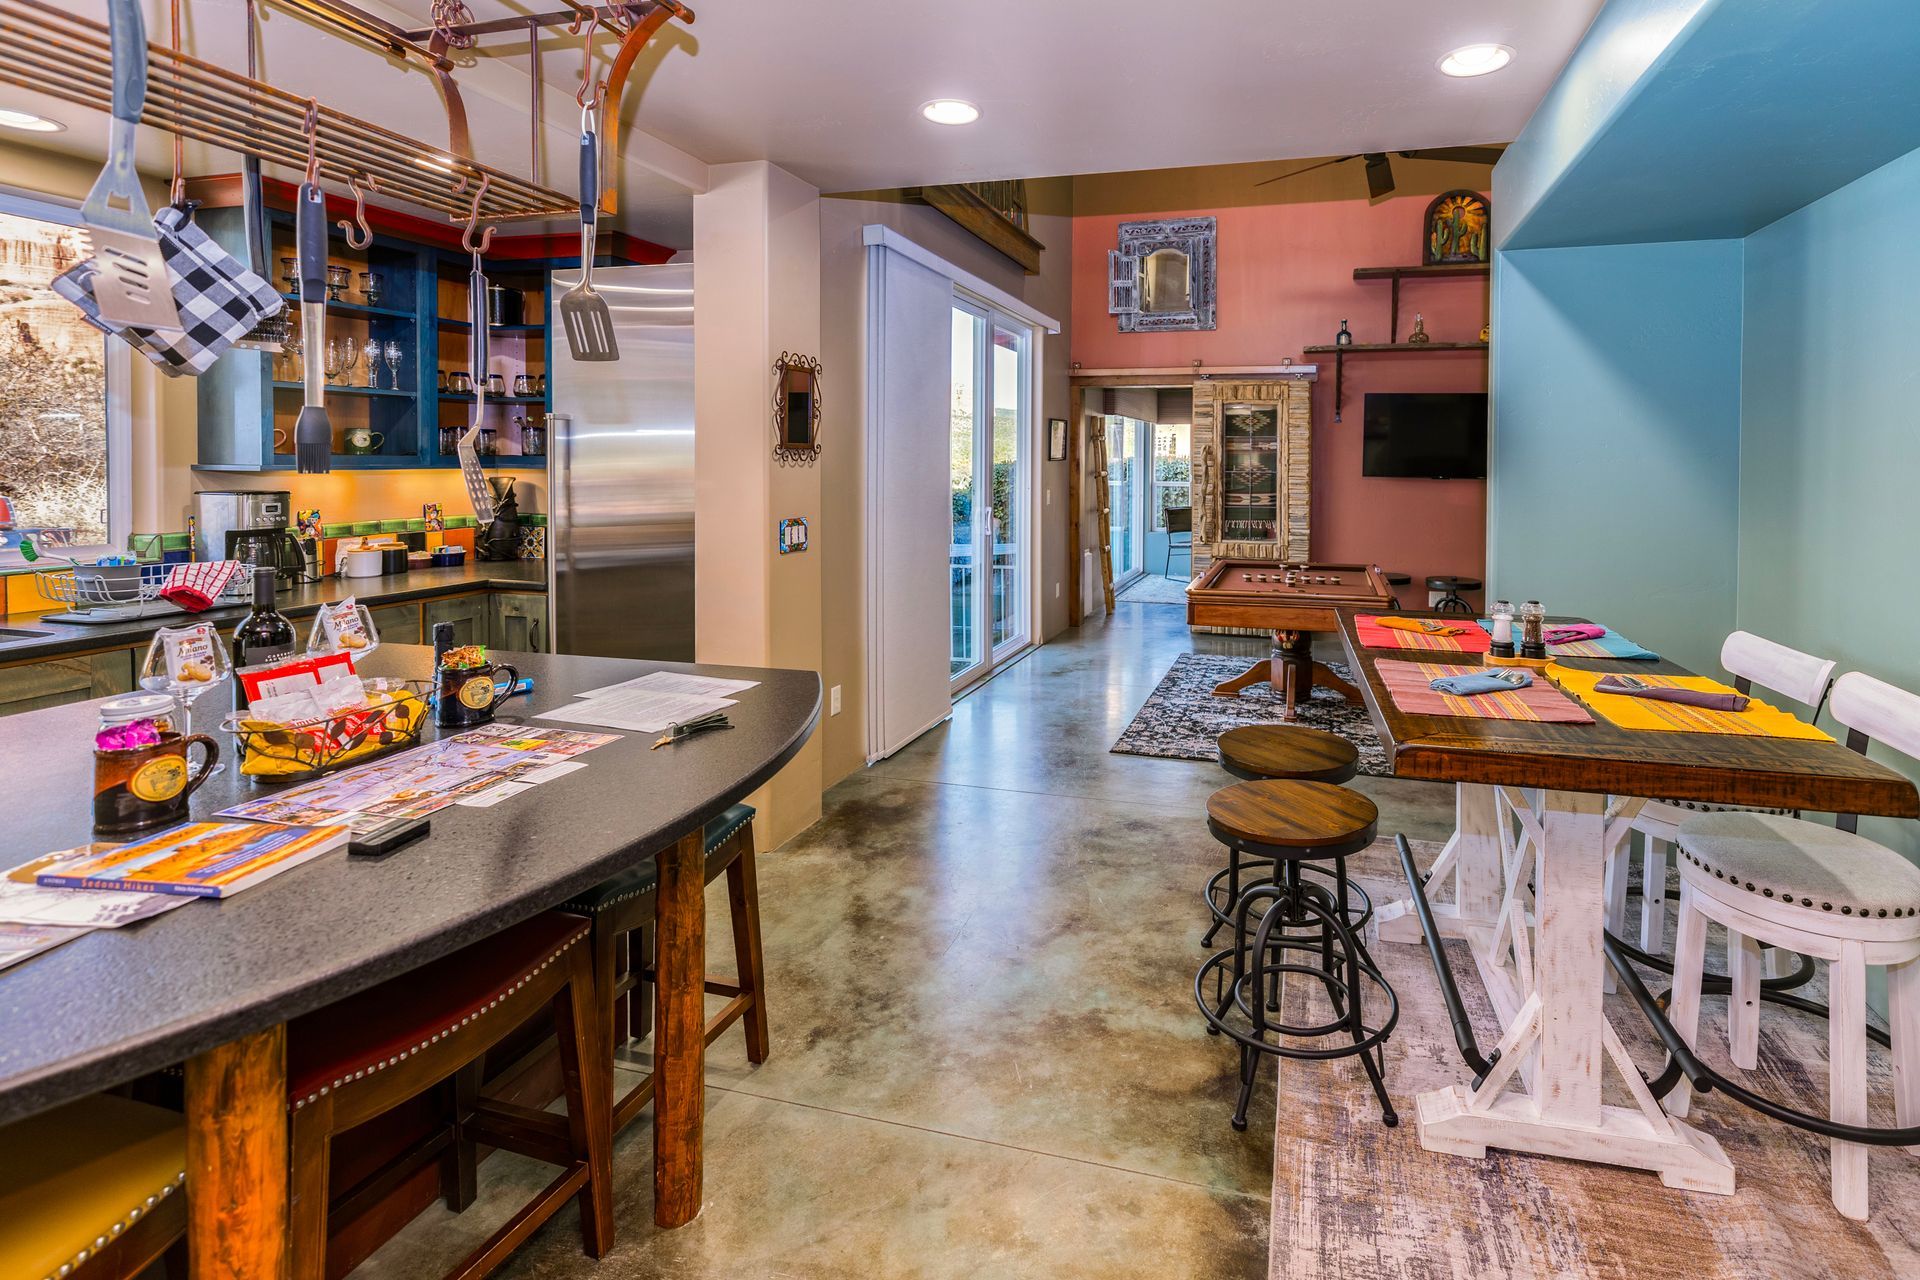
[139,622,233,771]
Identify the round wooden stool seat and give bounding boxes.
[1217,725,1359,784]
[1206,780,1378,861]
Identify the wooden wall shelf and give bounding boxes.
[1303,342,1487,354]
[1352,264,1490,281]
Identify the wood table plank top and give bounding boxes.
[1336,611,1919,817]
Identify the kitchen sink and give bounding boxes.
[0,626,52,645]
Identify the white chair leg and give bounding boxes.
[1665,882,1709,1120]
[1726,929,1762,1071]
[1762,945,1784,980]
[1640,837,1670,955]
[1891,955,1920,1156]
[1828,942,1870,1221]
[1604,836,1631,938]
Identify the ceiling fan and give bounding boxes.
[1254,146,1505,201]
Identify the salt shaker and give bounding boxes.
[1519,600,1546,660]
[1489,599,1515,658]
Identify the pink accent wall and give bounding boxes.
[1071,194,1489,602]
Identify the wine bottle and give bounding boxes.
[232,567,297,711]
[1335,319,1353,346]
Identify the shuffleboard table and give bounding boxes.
[1185,559,1394,720]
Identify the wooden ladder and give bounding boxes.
[1090,427,1116,614]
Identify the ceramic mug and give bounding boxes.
[435,661,519,728]
[94,732,220,834]
[273,427,291,453]
[342,427,384,455]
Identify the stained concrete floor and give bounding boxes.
[353,602,1456,1279]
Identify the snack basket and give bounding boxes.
[35,562,256,623]
[221,677,432,783]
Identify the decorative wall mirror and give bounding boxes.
[772,352,823,465]
[1107,216,1217,331]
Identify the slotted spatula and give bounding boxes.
[558,103,618,362]
[83,0,180,333]
[293,183,332,473]
[457,245,497,523]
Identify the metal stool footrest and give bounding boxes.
[1201,854,1374,947]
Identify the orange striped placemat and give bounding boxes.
[1355,616,1491,654]
[1376,660,1595,723]
[1550,668,1833,740]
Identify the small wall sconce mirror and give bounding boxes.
[772,352,823,465]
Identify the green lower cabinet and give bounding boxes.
[422,594,489,649]
[367,602,424,646]
[0,649,136,717]
[489,592,548,653]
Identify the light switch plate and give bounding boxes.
[777,516,809,554]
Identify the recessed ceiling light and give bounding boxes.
[0,108,64,133]
[1438,44,1514,77]
[921,99,980,126]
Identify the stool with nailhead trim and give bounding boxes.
[285,913,613,1279]
[0,1094,187,1280]
[1662,671,1920,1222]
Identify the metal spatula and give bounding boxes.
[293,184,332,473]
[83,0,180,333]
[558,104,618,362]
[457,246,497,523]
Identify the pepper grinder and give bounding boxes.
[1519,600,1547,660]
[1488,599,1515,659]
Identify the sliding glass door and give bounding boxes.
[1106,415,1150,589]
[950,300,1031,686]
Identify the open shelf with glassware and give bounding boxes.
[429,252,552,468]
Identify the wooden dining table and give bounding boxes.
[1336,611,1919,1193]
[0,646,820,1279]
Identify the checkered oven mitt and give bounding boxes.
[52,205,283,377]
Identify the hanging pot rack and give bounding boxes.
[0,0,577,223]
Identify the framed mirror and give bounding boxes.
[772,352,823,465]
[1107,216,1216,331]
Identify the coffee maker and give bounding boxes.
[192,490,312,583]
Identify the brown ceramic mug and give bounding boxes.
[94,733,220,834]
[435,662,519,728]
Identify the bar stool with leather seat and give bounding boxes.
[1664,672,1920,1221]
[0,1094,186,1280]
[286,913,612,1279]
[1205,726,1362,947]
[1196,779,1397,1131]
[557,803,768,1133]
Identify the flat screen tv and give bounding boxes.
[1361,393,1488,479]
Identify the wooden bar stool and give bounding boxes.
[1206,726,1363,948]
[0,1094,186,1280]
[558,803,769,1134]
[1196,780,1397,1130]
[1665,673,1920,1221]
[286,913,613,1279]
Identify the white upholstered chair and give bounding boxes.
[1666,671,1920,1221]
[1605,631,1838,955]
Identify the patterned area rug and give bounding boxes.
[1111,653,1388,776]
[1266,839,1920,1279]
[1115,574,1190,606]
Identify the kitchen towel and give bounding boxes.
[159,560,243,612]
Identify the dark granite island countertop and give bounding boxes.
[0,561,549,664]
[0,643,820,1125]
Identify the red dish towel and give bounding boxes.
[160,560,243,612]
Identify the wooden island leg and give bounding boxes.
[654,827,708,1227]
[184,1024,290,1280]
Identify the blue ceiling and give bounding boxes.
[1498,0,1920,250]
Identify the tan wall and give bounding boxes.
[816,185,1072,789]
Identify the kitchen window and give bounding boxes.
[0,192,131,566]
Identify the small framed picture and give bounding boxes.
[1047,417,1068,462]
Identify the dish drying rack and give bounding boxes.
[34,564,256,624]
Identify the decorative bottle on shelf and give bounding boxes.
[1519,600,1547,660]
[231,567,297,711]
[1488,599,1515,658]
[1335,319,1353,347]
[1407,313,1431,345]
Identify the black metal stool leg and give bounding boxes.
[1231,1040,1261,1132]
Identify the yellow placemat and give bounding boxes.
[1550,666,1833,740]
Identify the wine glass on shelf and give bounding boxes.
[383,341,403,391]
[362,337,383,388]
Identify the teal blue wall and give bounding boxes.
[1488,240,1744,672]
[1739,143,1920,871]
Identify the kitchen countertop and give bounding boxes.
[0,562,547,663]
[0,644,821,1124]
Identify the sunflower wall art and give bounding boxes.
[1423,190,1490,265]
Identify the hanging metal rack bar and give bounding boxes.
[397,3,692,43]
[0,0,576,222]
[269,0,453,72]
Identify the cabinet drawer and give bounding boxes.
[489,592,548,654]
[0,649,137,718]
[422,595,489,649]
[367,602,423,646]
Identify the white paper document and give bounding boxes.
[572,671,760,701]
[535,688,736,732]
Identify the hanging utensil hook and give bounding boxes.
[337,174,379,249]
[571,9,603,108]
[303,98,321,186]
[461,173,495,256]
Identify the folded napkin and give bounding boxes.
[1378,617,1471,637]
[1594,676,1749,712]
[1430,670,1533,696]
[1544,624,1607,645]
[159,560,243,612]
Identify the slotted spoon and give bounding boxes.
[558,103,618,362]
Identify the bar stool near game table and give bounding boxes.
[1185,561,1394,722]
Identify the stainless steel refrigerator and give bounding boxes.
[547,261,695,660]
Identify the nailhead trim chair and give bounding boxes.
[1666,671,1920,1221]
